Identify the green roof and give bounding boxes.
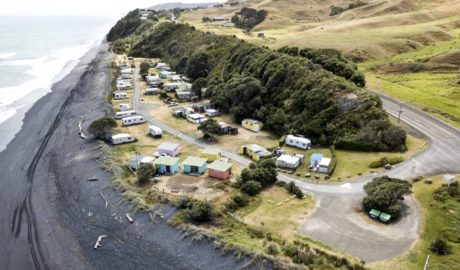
[183,156,207,167]
[154,156,180,166]
[201,148,220,155]
[379,212,392,222]
[369,209,381,217]
[208,160,233,172]
[178,82,192,91]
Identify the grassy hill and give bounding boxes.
[180,0,460,127]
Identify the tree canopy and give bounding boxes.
[88,117,117,140]
[198,119,221,138]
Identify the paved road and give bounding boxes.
[133,65,460,262]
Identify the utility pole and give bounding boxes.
[397,102,404,123]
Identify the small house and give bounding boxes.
[200,148,221,161]
[242,119,263,132]
[111,134,135,145]
[310,153,323,168]
[187,113,206,124]
[205,109,220,117]
[176,89,192,100]
[122,115,145,126]
[379,212,392,223]
[208,160,233,180]
[193,103,216,113]
[145,87,159,95]
[164,82,181,91]
[317,157,331,173]
[241,144,272,161]
[218,122,238,135]
[157,142,180,157]
[154,156,180,174]
[182,156,208,175]
[113,92,128,100]
[148,125,162,137]
[285,135,311,150]
[130,153,155,170]
[276,154,303,170]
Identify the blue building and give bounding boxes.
[310,153,324,168]
[154,156,180,174]
[182,156,208,175]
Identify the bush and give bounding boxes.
[189,201,214,222]
[430,238,451,255]
[285,182,304,199]
[369,156,404,168]
[232,193,249,207]
[266,243,279,255]
[137,163,156,185]
[242,181,262,196]
[88,117,117,140]
[177,196,191,209]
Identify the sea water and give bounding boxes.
[0,16,116,151]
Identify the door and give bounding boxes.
[191,166,198,173]
[165,165,171,173]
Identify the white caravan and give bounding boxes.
[113,92,128,100]
[148,125,163,137]
[285,134,311,150]
[122,115,145,126]
[119,103,130,111]
[115,110,137,119]
[187,113,207,124]
[111,134,136,145]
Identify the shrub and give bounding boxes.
[137,163,156,185]
[286,182,304,199]
[242,181,262,196]
[232,193,249,207]
[88,117,117,140]
[224,200,238,212]
[266,243,279,255]
[189,201,214,222]
[369,156,404,168]
[430,238,451,255]
[177,196,191,209]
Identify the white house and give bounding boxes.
[122,115,145,126]
[148,125,163,137]
[285,135,311,150]
[187,113,207,124]
[115,110,137,119]
[276,154,302,170]
[317,157,331,173]
[113,92,128,100]
[111,134,135,145]
[119,104,130,111]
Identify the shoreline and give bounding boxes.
[0,42,254,269]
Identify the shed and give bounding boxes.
[241,144,272,161]
[310,153,323,168]
[154,156,180,174]
[182,156,208,175]
[242,119,263,132]
[200,148,221,161]
[208,160,233,180]
[157,142,180,157]
[276,154,301,169]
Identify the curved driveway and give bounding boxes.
[133,65,460,262]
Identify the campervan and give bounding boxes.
[115,110,137,119]
[122,115,145,126]
[111,134,135,145]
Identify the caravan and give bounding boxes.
[111,134,136,145]
[187,113,206,124]
[113,92,128,100]
[148,125,163,137]
[115,110,137,119]
[122,115,145,126]
[285,135,311,150]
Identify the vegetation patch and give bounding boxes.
[231,7,267,30]
[368,156,404,169]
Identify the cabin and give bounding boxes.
[242,119,263,132]
[173,107,194,118]
[200,148,221,161]
[122,115,145,126]
[145,87,159,95]
[208,160,233,180]
[164,82,181,91]
[148,125,162,137]
[157,142,180,157]
[111,134,135,145]
[285,135,311,150]
[113,92,128,100]
[187,113,206,124]
[129,153,155,170]
[193,103,216,113]
[115,110,136,119]
[317,157,331,173]
[154,156,180,174]
[218,122,238,135]
[119,103,130,111]
[204,109,220,117]
[276,154,303,170]
[182,156,208,175]
[176,89,192,100]
[241,144,272,161]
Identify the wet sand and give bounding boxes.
[0,43,255,270]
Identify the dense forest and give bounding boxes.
[107,18,406,152]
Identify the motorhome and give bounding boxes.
[111,134,136,145]
[148,125,163,137]
[187,113,206,124]
[115,110,136,119]
[122,115,145,126]
[113,92,128,100]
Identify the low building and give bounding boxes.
[242,119,263,132]
[187,113,206,124]
[276,154,303,170]
[200,148,221,161]
[208,160,233,180]
[285,134,311,150]
[218,122,238,135]
[241,144,272,161]
[157,142,180,157]
[317,157,331,173]
[164,82,181,91]
[130,153,155,170]
[310,153,323,168]
[113,92,128,100]
[154,156,180,174]
[193,103,216,113]
[182,156,208,175]
[159,70,175,79]
[175,82,192,100]
[369,209,381,219]
[156,62,170,70]
[146,75,161,86]
[145,87,159,95]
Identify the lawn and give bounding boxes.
[372,175,460,270]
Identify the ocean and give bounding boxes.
[0,16,116,151]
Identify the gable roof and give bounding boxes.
[201,148,220,155]
[183,156,208,167]
[154,156,180,166]
[207,160,232,172]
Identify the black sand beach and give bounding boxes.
[0,43,254,270]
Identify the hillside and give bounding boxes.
[107,19,407,152]
[180,0,460,128]
[149,2,221,11]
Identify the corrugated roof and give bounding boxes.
[183,156,208,167]
[201,148,220,155]
[158,142,180,151]
[154,156,180,166]
[369,209,381,216]
[208,160,232,172]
